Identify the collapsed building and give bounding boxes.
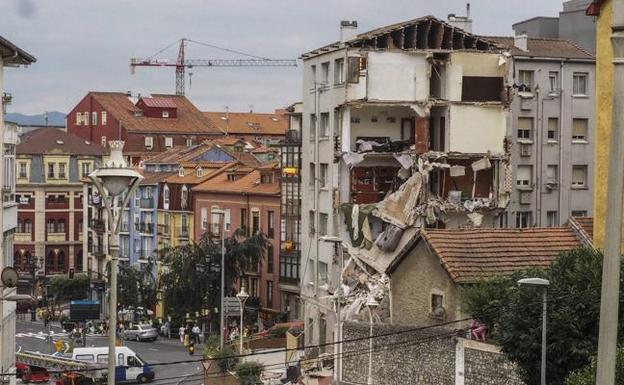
[299,15,515,349]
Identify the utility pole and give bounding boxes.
[597,1,624,383]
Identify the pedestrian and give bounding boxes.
[179,325,185,344]
[192,324,201,344]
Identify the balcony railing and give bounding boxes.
[47,232,66,242]
[46,266,68,276]
[285,130,301,144]
[15,232,32,242]
[157,224,170,235]
[137,223,154,233]
[140,198,154,209]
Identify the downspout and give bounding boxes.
[534,86,541,226]
[558,60,564,226]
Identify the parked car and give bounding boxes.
[17,364,49,383]
[124,324,158,342]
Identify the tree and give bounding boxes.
[461,248,624,385]
[565,347,624,385]
[159,229,267,324]
[49,274,90,303]
[117,258,158,311]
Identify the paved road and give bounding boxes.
[16,321,204,385]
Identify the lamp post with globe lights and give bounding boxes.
[236,286,249,355]
[88,141,143,385]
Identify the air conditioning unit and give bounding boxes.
[519,191,532,205]
[545,180,559,191]
[520,143,531,157]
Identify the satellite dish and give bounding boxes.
[1,267,19,288]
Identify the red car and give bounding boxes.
[16,363,50,383]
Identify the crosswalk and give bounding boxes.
[15,331,69,340]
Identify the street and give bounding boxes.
[15,320,204,385]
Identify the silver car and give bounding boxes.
[124,324,158,342]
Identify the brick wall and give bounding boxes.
[341,322,524,385]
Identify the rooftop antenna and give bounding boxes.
[225,106,230,135]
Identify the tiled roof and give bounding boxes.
[421,227,583,283]
[90,92,220,134]
[165,163,236,184]
[193,168,279,195]
[17,128,103,156]
[567,216,594,247]
[484,36,594,60]
[141,139,261,168]
[139,171,175,185]
[0,35,36,65]
[139,97,176,108]
[203,111,288,136]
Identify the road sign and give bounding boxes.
[224,297,241,317]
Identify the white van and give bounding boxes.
[72,346,155,383]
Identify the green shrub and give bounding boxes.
[269,325,289,339]
[211,346,238,372]
[566,348,624,385]
[234,361,262,385]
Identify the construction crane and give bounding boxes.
[130,38,298,96]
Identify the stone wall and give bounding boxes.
[340,322,524,385]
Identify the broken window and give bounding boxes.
[518,70,534,92]
[573,73,588,95]
[517,117,533,140]
[461,77,504,102]
[547,211,559,227]
[347,56,367,84]
[547,118,558,141]
[516,165,532,189]
[572,165,588,188]
[334,58,345,85]
[516,211,532,228]
[572,119,588,142]
[350,167,399,204]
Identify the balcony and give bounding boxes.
[46,266,68,276]
[137,223,154,234]
[47,232,67,242]
[120,222,129,233]
[175,226,189,239]
[15,232,32,242]
[140,198,154,209]
[90,218,106,233]
[285,130,301,144]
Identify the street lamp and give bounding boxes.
[89,141,143,385]
[320,235,345,383]
[518,277,550,385]
[365,296,378,385]
[211,208,226,349]
[236,285,249,355]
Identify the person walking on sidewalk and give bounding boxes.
[192,324,201,344]
[179,325,185,344]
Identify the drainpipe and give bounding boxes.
[596,1,624,383]
[534,86,541,226]
[558,60,564,226]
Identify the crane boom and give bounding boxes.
[130,38,297,95]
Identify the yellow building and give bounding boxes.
[589,0,614,248]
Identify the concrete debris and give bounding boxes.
[393,153,414,169]
[467,212,484,227]
[343,152,365,168]
[376,172,422,228]
[449,165,466,177]
[471,157,492,172]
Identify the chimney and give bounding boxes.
[340,20,358,43]
[446,3,472,33]
[514,33,528,51]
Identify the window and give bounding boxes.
[201,208,208,230]
[319,213,328,236]
[261,173,273,184]
[516,165,532,188]
[547,118,558,141]
[280,255,300,280]
[266,244,275,275]
[241,208,248,233]
[572,165,588,188]
[81,162,90,178]
[181,185,188,208]
[250,278,259,297]
[47,163,55,179]
[517,117,533,140]
[549,71,560,92]
[24,219,32,233]
[309,210,315,234]
[347,56,366,83]
[572,119,588,142]
[181,214,188,232]
[165,137,173,148]
[145,136,154,149]
[101,136,107,147]
[309,163,315,187]
[431,294,444,315]
[319,261,328,285]
[267,280,274,308]
[573,72,588,95]
[320,163,328,188]
[196,167,203,177]
[59,163,66,179]
[163,185,169,206]
[334,58,345,84]
[18,162,27,179]
[84,112,90,125]
[309,114,317,141]
[518,70,534,91]
[546,165,558,183]
[516,211,532,228]
[547,211,559,227]
[310,64,316,84]
[267,211,275,238]
[47,219,55,233]
[162,111,169,118]
[224,209,231,231]
[321,62,329,84]
[145,186,153,199]
[211,206,221,234]
[572,210,588,217]
[102,111,107,125]
[57,219,65,233]
[319,113,329,137]
[252,210,260,234]
[186,137,193,147]
[76,112,82,126]
[92,111,97,125]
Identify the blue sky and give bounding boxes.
[2,0,562,115]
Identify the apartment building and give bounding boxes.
[487,36,595,228]
[278,102,302,320]
[67,92,222,164]
[300,17,512,346]
[15,128,103,296]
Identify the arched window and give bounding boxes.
[57,219,66,233]
[47,219,55,233]
[163,185,170,206]
[181,185,188,209]
[58,251,66,270]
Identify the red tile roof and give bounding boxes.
[484,36,594,60]
[421,227,583,283]
[17,128,103,156]
[567,216,594,247]
[90,92,220,134]
[193,167,279,196]
[139,97,177,108]
[203,111,288,136]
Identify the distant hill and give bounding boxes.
[5,111,66,127]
